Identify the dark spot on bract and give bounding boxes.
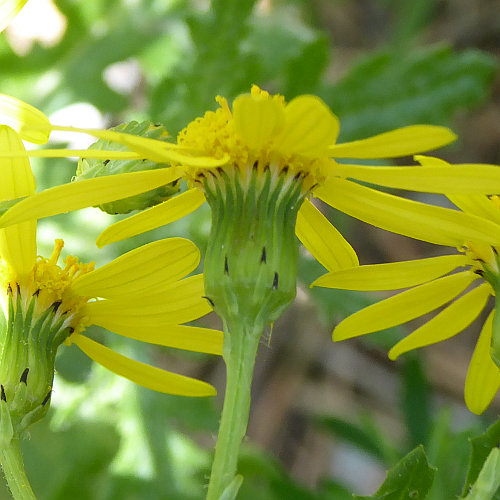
[20,368,29,385]
[273,272,279,289]
[261,247,267,263]
[42,390,52,406]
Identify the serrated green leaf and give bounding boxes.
[461,419,500,497]
[320,45,497,141]
[354,446,435,500]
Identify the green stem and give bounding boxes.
[0,438,36,500]
[206,320,262,500]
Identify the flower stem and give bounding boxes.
[206,319,262,500]
[0,438,36,500]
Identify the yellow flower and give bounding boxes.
[3,87,500,273]
[0,125,221,436]
[313,157,500,414]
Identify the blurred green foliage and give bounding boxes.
[1,0,499,498]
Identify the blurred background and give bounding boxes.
[1,0,500,498]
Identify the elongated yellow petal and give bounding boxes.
[388,283,491,360]
[0,167,182,228]
[106,324,222,355]
[0,94,51,144]
[232,93,285,151]
[273,95,340,156]
[96,188,205,247]
[415,156,500,225]
[23,149,142,160]
[0,126,36,276]
[315,178,500,247]
[0,0,29,32]
[295,198,358,271]
[465,311,500,414]
[313,254,468,290]
[87,289,212,329]
[72,334,216,396]
[51,125,228,166]
[333,271,477,341]
[329,125,456,158]
[336,164,500,194]
[71,238,200,298]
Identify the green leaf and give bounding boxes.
[401,355,431,448]
[461,419,500,497]
[284,35,330,98]
[315,415,398,466]
[354,445,435,500]
[320,45,497,141]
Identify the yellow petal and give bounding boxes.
[273,95,340,156]
[333,271,477,341]
[86,288,212,329]
[96,188,205,247]
[232,93,285,151]
[0,94,51,144]
[0,167,182,228]
[465,311,500,415]
[315,178,500,247]
[106,324,222,355]
[337,163,500,194]
[0,0,29,32]
[388,283,491,360]
[71,238,200,298]
[0,126,36,276]
[416,156,500,225]
[313,254,468,290]
[72,334,216,396]
[329,125,456,158]
[51,125,228,167]
[295,198,358,271]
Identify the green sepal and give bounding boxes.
[76,121,180,214]
[354,445,436,500]
[0,401,14,449]
[0,293,70,438]
[203,166,305,329]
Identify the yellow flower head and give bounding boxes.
[177,85,337,193]
[0,125,222,437]
[314,159,500,414]
[4,90,500,316]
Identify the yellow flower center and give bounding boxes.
[0,239,94,335]
[177,86,330,194]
